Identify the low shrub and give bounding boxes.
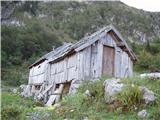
[1,105,24,120]
[33,101,44,107]
[78,77,108,99]
[136,50,152,69]
[1,66,28,86]
[1,92,34,110]
[116,85,143,111]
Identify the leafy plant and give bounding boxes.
[116,85,143,111]
[1,105,24,120]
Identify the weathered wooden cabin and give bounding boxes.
[28,25,137,105]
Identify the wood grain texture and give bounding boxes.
[102,46,115,76]
[28,25,135,95]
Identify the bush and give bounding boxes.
[130,39,160,72]
[33,101,44,107]
[1,66,28,86]
[1,105,24,120]
[116,85,143,111]
[135,49,160,72]
[137,50,152,69]
[1,92,34,109]
[78,76,108,99]
[149,54,160,71]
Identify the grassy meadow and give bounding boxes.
[1,76,160,120]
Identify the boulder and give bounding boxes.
[138,109,148,118]
[103,78,156,104]
[139,86,156,104]
[12,88,18,94]
[140,72,160,80]
[83,117,88,120]
[84,90,91,97]
[103,78,125,103]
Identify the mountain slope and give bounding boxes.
[2,1,160,43]
[1,1,160,86]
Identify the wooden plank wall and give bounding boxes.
[90,42,99,78]
[114,47,122,77]
[114,46,133,78]
[29,30,134,91]
[101,33,133,78]
[29,60,48,84]
[67,54,78,81]
[48,41,103,93]
[49,53,78,84]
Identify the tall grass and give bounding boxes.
[51,76,160,119]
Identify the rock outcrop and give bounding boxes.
[104,78,156,104]
[140,72,160,80]
[138,109,149,119]
[103,78,125,103]
[139,86,156,104]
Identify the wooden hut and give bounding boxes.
[28,25,137,105]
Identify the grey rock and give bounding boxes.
[140,86,156,104]
[103,78,125,103]
[84,90,91,97]
[19,84,27,92]
[138,109,148,118]
[12,88,18,94]
[140,72,160,80]
[82,116,88,120]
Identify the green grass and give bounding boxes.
[116,85,143,111]
[1,92,35,120]
[51,76,160,120]
[1,92,54,120]
[1,76,160,120]
[1,92,34,108]
[121,76,160,119]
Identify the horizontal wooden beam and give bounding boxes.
[117,42,125,47]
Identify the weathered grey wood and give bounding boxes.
[45,84,64,106]
[114,47,122,77]
[97,41,103,77]
[27,25,136,104]
[102,45,115,76]
[90,42,98,78]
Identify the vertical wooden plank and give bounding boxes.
[78,51,84,80]
[90,42,98,78]
[121,51,129,77]
[64,57,68,82]
[83,46,91,79]
[114,47,122,78]
[97,40,103,78]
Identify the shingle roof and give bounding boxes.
[29,43,72,68]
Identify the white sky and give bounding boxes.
[120,0,160,12]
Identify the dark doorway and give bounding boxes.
[62,81,72,95]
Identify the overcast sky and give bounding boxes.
[121,0,160,12]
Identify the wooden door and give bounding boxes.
[102,46,115,76]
